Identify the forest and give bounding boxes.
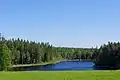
[0,34,94,70]
[94,42,120,69]
[0,34,120,71]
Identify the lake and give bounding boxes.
[13,61,116,71]
[26,61,94,71]
[13,61,97,71]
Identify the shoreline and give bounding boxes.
[12,60,61,68]
[11,59,93,68]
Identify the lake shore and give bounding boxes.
[12,60,62,68]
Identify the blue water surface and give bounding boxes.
[24,61,95,71]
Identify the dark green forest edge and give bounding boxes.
[0,34,120,71]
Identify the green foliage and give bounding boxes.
[0,44,11,71]
[1,33,120,70]
[95,42,120,68]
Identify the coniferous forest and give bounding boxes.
[0,34,95,70]
[0,34,120,71]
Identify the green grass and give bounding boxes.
[0,70,120,80]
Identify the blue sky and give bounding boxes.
[0,0,120,48]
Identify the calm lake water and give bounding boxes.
[13,61,117,71]
[14,61,99,71]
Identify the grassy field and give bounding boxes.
[0,70,120,80]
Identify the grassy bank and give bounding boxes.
[0,70,120,80]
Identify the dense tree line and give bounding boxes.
[94,42,120,69]
[53,47,94,60]
[0,34,94,70]
[2,33,120,70]
[2,34,120,70]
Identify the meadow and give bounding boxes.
[0,70,119,80]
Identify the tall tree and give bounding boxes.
[0,44,11,71]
